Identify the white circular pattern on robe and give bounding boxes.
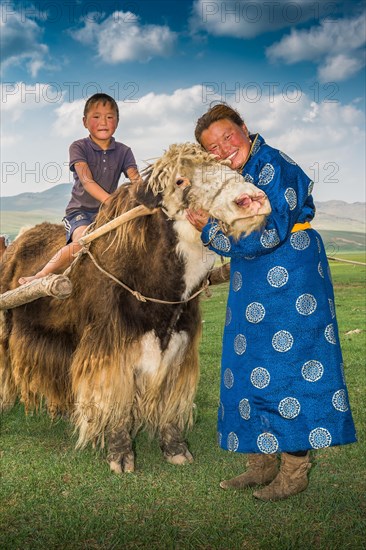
[244,255,255,260]
[239,398,251,420]
[315,237,322,254]
[272,330,294,352]
[227,432,239,451]
[225,306,232,326]
[308,181,314,195]
[232,271,242,292]
[309,427,332,449]
[328,298,335,318]
[332,389,349,412]
[327,265,333,283]
[301,360,324,382]
[219,401,225,420]
[316,236,321,253]
[208,224,219,241]
[258,163,275,186]
[223,368,234,389]
[212,233,231,252]
[217,432,222,446]
[284,187,297,210]
[257,432,279,454]
[246,302,266,323]
[325,323,337,344]
[243,173,254,183]
[267,266,289,288]
[296,293,317,315]
[278,397,301,419]
[234,334,247,355]
[250,367,270,388]
[290,231,310,250]
[260,228,280,249]
[318,261,324,278]
[279,151,297,165]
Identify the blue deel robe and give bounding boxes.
[201,134,357,454]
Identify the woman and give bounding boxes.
[187,104,357,501]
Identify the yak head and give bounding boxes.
[136,143,271,238]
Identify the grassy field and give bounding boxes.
[318,231,365,256]
[0,211,63,241]
[1,256,365,550]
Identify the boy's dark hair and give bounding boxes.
[195,103,245,144]
[84,93,119,121]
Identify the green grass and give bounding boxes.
[319,230,365,255]
[1,262,365,550]
[0,211,63,241]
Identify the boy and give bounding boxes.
[19,93,141,284]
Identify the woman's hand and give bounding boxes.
[185,208,210,232]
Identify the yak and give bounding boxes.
[0,143,270,473]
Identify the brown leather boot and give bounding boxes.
[220,453,278,490]
[253,452,311,501]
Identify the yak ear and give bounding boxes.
[134,180,163,209]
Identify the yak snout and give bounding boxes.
[234,190,269,217]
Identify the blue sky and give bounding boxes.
[1,0,365,201]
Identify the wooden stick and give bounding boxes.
[0,274,72,310]
[78,205,158,246]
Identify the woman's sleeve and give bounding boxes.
[201,153,315,259]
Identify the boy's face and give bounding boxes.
[83,101,118,145]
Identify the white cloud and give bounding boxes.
[0,134,21,147]
[70,11,177,63]
[0,4,49,76]
[266,12,366,82]
[2,85,365,203]
[52,99,85,138]
[318,54,366,82]
[190,0,330,38]
[0,82,63,121]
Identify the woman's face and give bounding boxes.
[200,119,251,170]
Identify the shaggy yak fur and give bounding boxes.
[0,143,270,472]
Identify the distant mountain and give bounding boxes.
[1,184,365,238]
[0,183,72,213]
[313,201,365,233]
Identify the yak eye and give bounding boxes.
[176,179,184,186]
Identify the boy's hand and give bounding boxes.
[102,195,112,205]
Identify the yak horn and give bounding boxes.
[79,205,158,246]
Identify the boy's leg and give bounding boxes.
[18,225,88,284]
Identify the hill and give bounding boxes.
[0,184,72,213]
[313,201,365,233]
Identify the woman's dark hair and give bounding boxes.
[84,93,119,121]
[195,103,245,144]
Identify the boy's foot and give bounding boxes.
[18,274,43,285]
